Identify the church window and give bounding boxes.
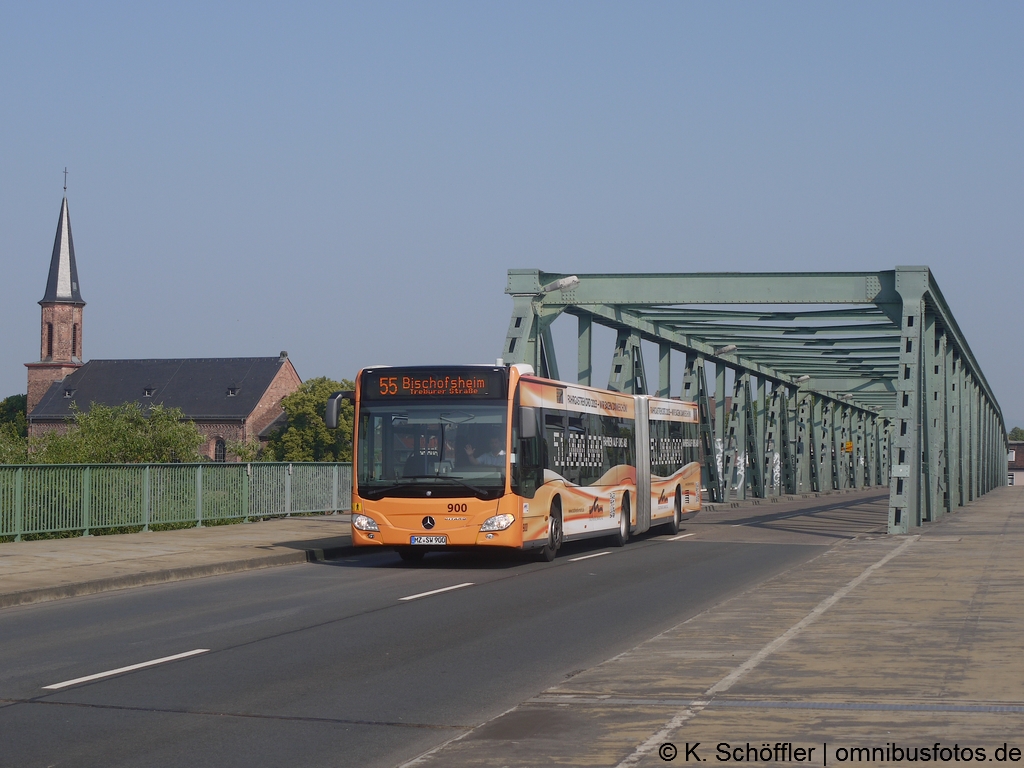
[47,323,53,358]
[227,387,238,397]
[143,388,155,397]
[214,439,226,463]
[72,324,78,357]
[64,389,75,398]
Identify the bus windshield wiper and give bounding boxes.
[440,475,493,498]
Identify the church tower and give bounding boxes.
[26,195,85,413]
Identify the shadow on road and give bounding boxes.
[312,530,673,570]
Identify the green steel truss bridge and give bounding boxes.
[502,268,1006,534]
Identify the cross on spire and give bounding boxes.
[63,167,68,193]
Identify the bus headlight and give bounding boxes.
[480,514,515,532]
[352,514,380,532]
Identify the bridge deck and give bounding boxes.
[407,487,1024,767]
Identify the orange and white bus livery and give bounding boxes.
[326,364,701,562]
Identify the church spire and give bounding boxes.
[40,196,84,305]
[27,192,86,415]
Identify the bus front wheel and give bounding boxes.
[537,502,562,562]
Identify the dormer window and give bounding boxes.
[227,387,238,397]
[143,388,156,398]
[63,389,75,399]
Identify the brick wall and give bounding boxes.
[246,359,302,442]
[25,363,81,414]
[1009,442,1024,472]
[26,419,71,440]
[196,422,247,461]
[26,303,84,413]
[39,304,84,363]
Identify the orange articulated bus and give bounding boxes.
[326,364,702,562]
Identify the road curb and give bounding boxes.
[0,541,360,609]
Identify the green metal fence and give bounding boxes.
[0,462,352,540]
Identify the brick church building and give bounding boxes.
[25,195,301,461]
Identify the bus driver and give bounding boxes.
[464,434,505,467]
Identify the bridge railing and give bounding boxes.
[0,462,352,541]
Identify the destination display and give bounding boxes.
[362,368,506,399]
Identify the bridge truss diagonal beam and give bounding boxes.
[502,267,1007,534]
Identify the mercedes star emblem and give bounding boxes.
[422,516,436,530]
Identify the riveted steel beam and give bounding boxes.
[640,307,889,321]
[504,268,1006,532]
[577,315,592,386]
[508,269,900,305]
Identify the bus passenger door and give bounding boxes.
[513,405,543,498]
[635,398,651,534]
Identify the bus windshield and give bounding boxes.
[357,402,508,500]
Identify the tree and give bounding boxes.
[1010,427,1024,441]
[0,394,27,438]
[31,403,206,464]
[263,377,354,462]
[0,394,29,464]
[0,423,28,464]
[226,437,262,462]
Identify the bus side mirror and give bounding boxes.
[325,391,355,429]
[519,407,538,439]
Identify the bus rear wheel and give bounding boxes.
[397,547,425,562]
[667,487,682,535]
[537,501,562,562]
[612,493,630,547]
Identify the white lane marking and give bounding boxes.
[668,533,695,541]
[399,582,474,601]
[706,536,917,694]
[397,703,522,768]
[730,524,744,527]
[614,701,711,768]
[614,536,919,767]
[569,551,610,562]
[43,648,211,690]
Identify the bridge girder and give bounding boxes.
[502,268,1007,534]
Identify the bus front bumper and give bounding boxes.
[351,495,526,549]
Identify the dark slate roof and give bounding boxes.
[41,197,85,305]
[29,357,291,422]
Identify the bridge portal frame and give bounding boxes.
[502,267,1006,534]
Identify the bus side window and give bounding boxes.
[685,419,700,465]
[544,411,566,475]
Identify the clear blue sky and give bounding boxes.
[2,3,1021,427]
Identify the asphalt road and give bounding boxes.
[0,496,885,768]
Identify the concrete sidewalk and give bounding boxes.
[0,515,354,609]
[407,487,1024,767]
